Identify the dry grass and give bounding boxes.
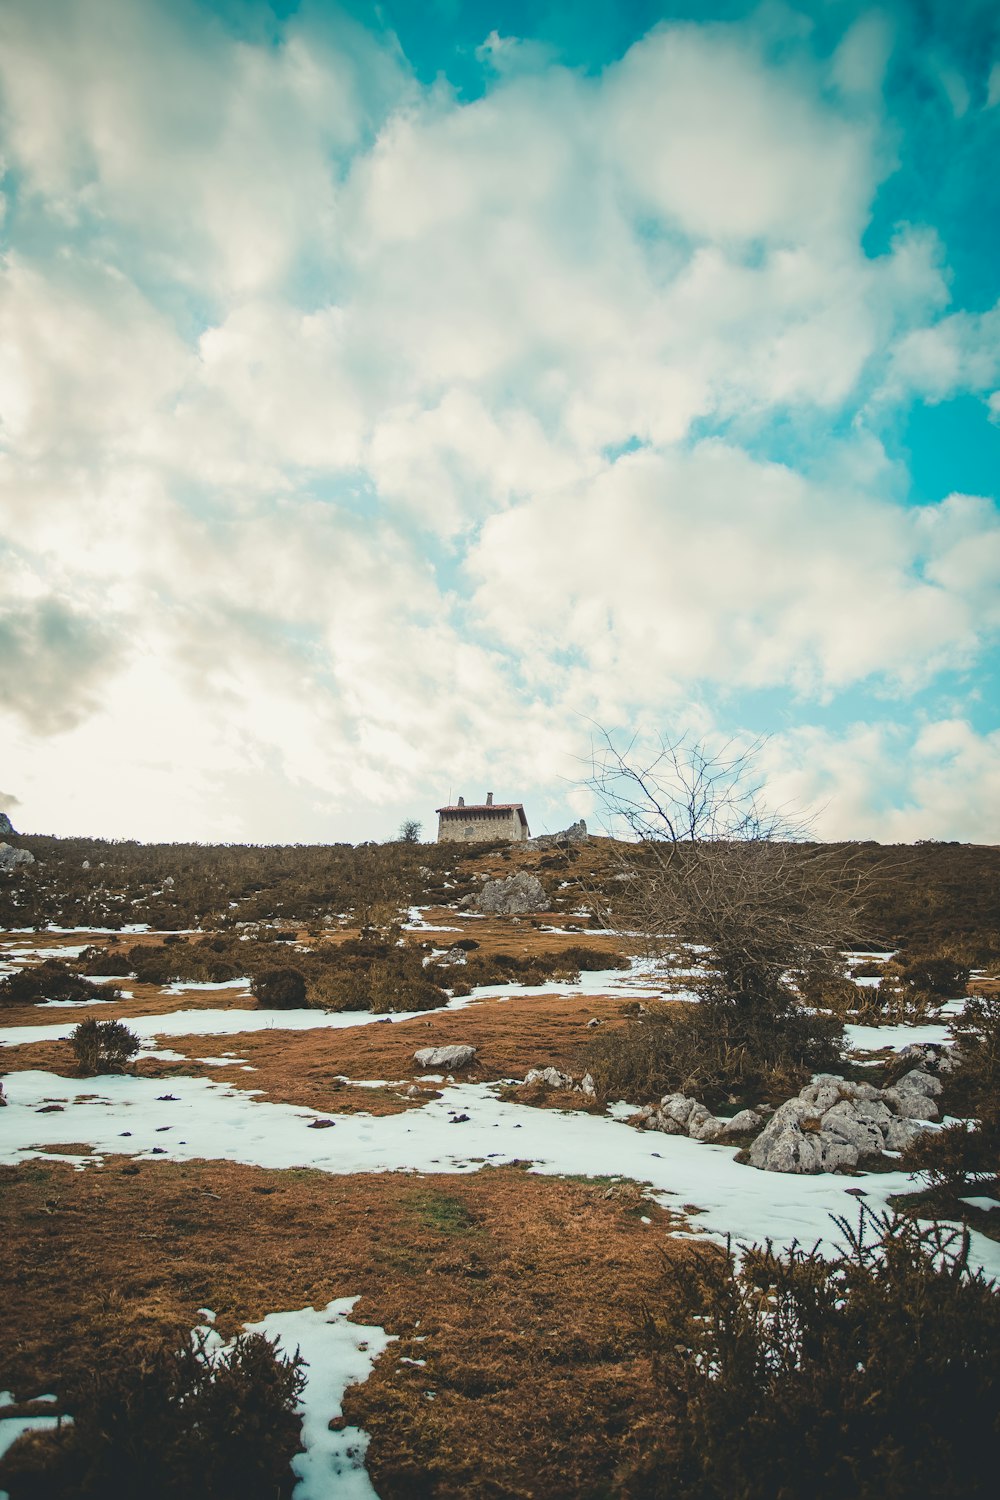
[2,993,632,1113]
[0,1157,701,1499]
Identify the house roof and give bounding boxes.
[436,802,528,824]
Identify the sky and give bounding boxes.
[0,0,998,846]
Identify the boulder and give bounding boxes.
[750,1122,859,1174]
[0,812,15,836]
[687,1104,726,1143]
[0,843,34,873]
[413,1044,477,1071]
[719,1107,764,1136]
[474,872,548,915]
[580,1072,597,1096]
[524,1066,573,1089]
[885,1117,926,1152]
[883,1087,939,1121]
[893,1067,943,1098]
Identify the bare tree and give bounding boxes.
[588,728,866,1006]
[398,818,422,844]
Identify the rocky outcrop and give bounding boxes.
[474,872,548,915]
[631,1093,763,1143]
[0,843,34,874]
[0,812,16,836]
[749,1069,942,1174]
[413,1044,477,1071]
[525,820,589,850]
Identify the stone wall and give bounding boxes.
[436,808,529,843]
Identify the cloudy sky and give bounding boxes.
[1,0,998,845]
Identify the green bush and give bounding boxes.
[3,1328,306,1500]
[70,1019,141,1075]
[618,1208,1000,1500]
[251,968,307,1009]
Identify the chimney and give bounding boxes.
[486,791,493,805]
[457,795,465,806]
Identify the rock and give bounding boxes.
[0,1081,6,1107]
[580,1072,596,1096]
[719,1108,763,1135]
[587,1017,602,1028]
[750,1123,860,1174]
[413,1045,477,1070]
[631,1104,684,1134]
[892,1067,942,1098]
[822,1100,890,1161]
[524,1066,574,1089]
[883,1087,939,1121]
[659,1093,697,1127]
[0,812,16,836]
[475,872,549,915]
[525,819,590,850]
[687,1105,726,1143]
[0,843,34,873]
[885,1117,926,1152]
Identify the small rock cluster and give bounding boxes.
[523,1065,597,1098]
[631,1094,763,1143]
[748,1069,941,1174]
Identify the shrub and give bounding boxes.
[70,1019,141,1075]
[618,1208,1000,1500]
[0,960,119,1007]
[897,952,970,997]
[586,993,843,1111]
[251,967,307,1009]
[4,1328,306,1500]
[904,994,1000,1195]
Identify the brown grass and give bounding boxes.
[2,994,632,1113]
[0,1156,702,1498]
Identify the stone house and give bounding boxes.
[436,792,530,844]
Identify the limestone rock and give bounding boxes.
[524,1066,573,1089]
[719,1108,764,1135]
[525,819,589,850]
[413,1044,477,1070]
[474,872,548,915]
[580,1072,596,1096]
[0,843,34,873]
[0,812,15,836]
[885,1117,925,1152]
[893,1067,942,1098]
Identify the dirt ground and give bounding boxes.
[0,1155,702,1499]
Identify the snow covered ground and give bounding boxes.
[0,961,670,1053]
[3,1067,997,1280]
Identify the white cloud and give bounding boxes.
[763,720,1000,843]
[466,442,1000,701]
[0,3,994,843]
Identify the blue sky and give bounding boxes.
[0,0,998,843]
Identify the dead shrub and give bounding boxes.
[586,993,842,1111]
